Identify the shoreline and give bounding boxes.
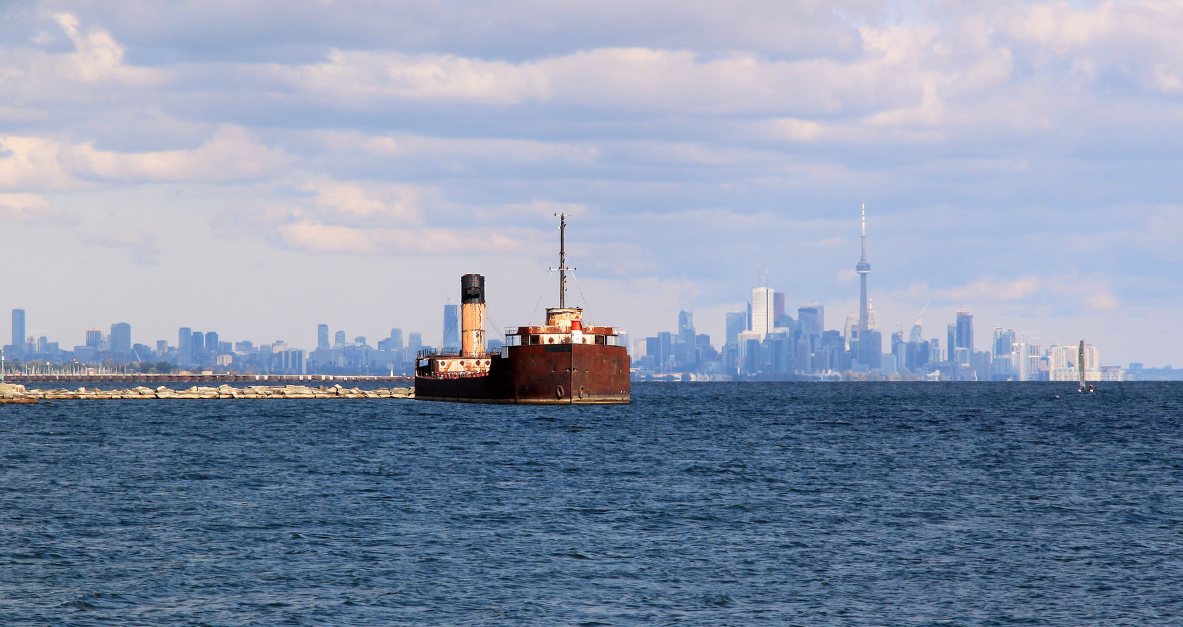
[1,383,413,402]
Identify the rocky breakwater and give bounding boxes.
[1,384,39,403]
[0,383,414,402]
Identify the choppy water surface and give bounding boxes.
[3,382,1182,625]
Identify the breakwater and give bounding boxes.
[0,373,410,384]
[0,383,413,402]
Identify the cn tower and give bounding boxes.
[856,204,872,360]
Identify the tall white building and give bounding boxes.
[751,287,774,337]
[1013,343,1037,381]
[1048,343,1101,381]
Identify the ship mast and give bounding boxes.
[551,213,575,308]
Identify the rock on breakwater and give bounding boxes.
[0,383,414,402]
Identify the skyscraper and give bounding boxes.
[773,292,786,327]
[442,304,460,350]
[408,332,423,350]
[855,206,873,366]
[334,330,346,346]
[947,323,956,362]
[725,312,747,345]
[798,304,824,340]
[992,327,1015,359]
[86,328,103,348]
[11,309,25,347]
[110,323,132,353]
[205,332,219,354]
[676,310,697,367]
[390,328,403,349]
[317,324,330,351]
[956,311,974,353]
[191,331,205,354]
[179,327,192,358]
[751,287,774,336]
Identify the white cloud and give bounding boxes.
[252,178,526,255]
[0,193,60,222]
[0,127,286,191]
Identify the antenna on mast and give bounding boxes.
[549,213,575,308]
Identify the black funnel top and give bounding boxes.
[461,274,485,304]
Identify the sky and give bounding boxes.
[1,0,1181,366]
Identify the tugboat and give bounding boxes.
[414,215,630,404]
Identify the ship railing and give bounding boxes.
[429,371,491,379]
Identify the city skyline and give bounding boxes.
[1,2,1181,366]
[1,203,1173,370]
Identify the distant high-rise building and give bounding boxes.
[191,330,205,354]
[956,311,974,352]
[844,314,858,351]
[947,324,956,362]
[86,328,103,348]
[389,328,403,350]
[334,330,346,346]
[408,332,423,350]
[798,304,824,339]
[675,310,696,367]
[317,324,330,351]
[355,336,367,347]
[11,309,25,347]
[855,206,872,365]
[442,304,460,350]
[751,287,774,336]
[651,332,672,371]
[861,330,883,369]
[992,327,1015,359]
[773,292,786,327]
[909,323,922,344]
[156,340,169,355]
[205,332,219,354]
[110,323,132,353]
[179,327,192,357]
[725,312,747,345]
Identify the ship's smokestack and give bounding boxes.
[460,274,486,357]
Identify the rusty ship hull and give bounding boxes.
[415,343,630,404]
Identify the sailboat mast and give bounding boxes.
[556,213,568,308]
[1078,340,1086,386]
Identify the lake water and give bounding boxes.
[2,382,1181,625]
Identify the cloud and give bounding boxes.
[0,127,286,191]
[0,193,62,222]
[251,177,525,255]
[79,230,160,265]
[907,275,1121,314]
[0,4,1180,363]
[66,126,288,183]
[272,220,520,255]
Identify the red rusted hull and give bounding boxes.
[415,344,630,404]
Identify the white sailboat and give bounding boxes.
[1078,340,1093,392]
